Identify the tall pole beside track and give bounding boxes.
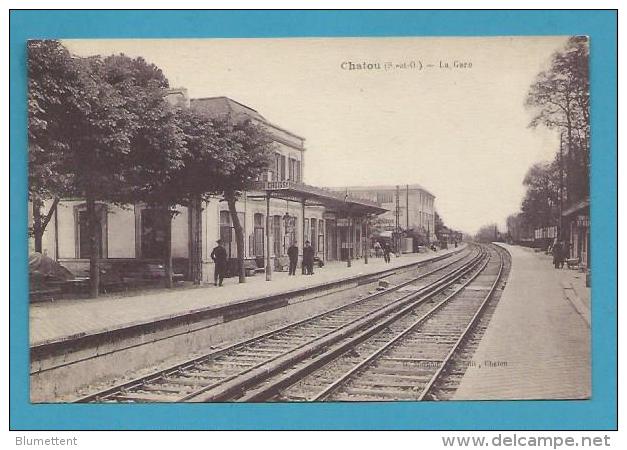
[364,214,369,265]
[265,193,272,281]
[559,131,564,241]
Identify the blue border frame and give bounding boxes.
[9,10,617,430]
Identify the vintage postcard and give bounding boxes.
[27,36,591,406]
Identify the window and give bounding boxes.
[287,158,301,182]
[253,213,264,257]
[304,218,310,245]
[272,215,282,256]
[280,155,286,180]
[318,220,325,255]
[283,215,297,252]
[274,153,281,181]
[288,158,294,181]
[376,192,393,204]
[75,204,107,259]
[140,208,168,259]
[310,218,317,252]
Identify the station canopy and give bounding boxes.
[248,181,388,216]
[562,197,590,218]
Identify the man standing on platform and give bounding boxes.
[551,240,562,269]
[383,242,391,263]
[303,240,315,275]
[210,239,227,286]
[287,240,299,276]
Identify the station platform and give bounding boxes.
[30,246,464,347]
[453,243,591,400]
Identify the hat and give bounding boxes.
[216,239,223,244]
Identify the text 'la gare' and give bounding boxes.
[340,60,473,71]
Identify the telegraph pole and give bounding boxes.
[395,185,401,256]
[364,214,369,264]
[347,210,352,268]
[558,131,564,240]
[345,188,351,268]
[406,184,409,231]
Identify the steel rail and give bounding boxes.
[241,246,492,402]
[75,246,477,403]
[417,245,505,400]
[185,247,488,402]
[308,244,503,402]
[75,247,473,403]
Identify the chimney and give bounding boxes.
[164,87,190,108]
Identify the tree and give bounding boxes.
[28,40,80,252]
[173,108,233,284]
[29,44,188,296]
[29,44,138,297]
[520,161,560,231]
[66,55,138,297]
[526,36,590,203]
[30,41,142,297]
[215,119,274,283]
[475,223,500,243]
[101,54,185,289]
[434,211,446,240]
[506,213,532,243]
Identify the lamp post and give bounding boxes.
[265,193,272,281]
[283,211,290,246]
[427,220,430,244]
[344,189,351,268]
[364,214,369,265]
[301,197,306,274]
[347,210,352,268]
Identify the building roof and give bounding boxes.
[562,197,590,217]
[248,181,388,216]
[329,184,435,198]
[190,96,267,122]
[190,96,306,142]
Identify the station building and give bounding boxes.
[33,92,386,282]
[562,197,590,269]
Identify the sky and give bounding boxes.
[63,37,568,235]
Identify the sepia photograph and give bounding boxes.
[27,36,591,405]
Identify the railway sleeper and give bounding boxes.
[342,387,422,400]
[350,378,430,389]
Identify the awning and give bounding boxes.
[562,198,590,217]
[248,180,388,216]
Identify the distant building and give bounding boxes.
[332,185,436,242]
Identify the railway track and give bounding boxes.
[76,244,489,403]
[246,244,507,402]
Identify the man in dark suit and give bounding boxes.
[383,242,391,263]
[210,239,228,286]
[303,240,315,275]
[287,241,299,276]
